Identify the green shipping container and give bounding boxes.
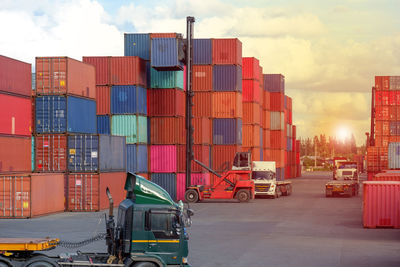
[112,115,137,144]
[150,69,184,89]
[137,115,148,144]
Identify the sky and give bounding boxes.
[1,0,400,146]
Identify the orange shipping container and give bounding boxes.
[263,129,271,148]
[193,92,212,118]
[262,109,271,129]
[242,147,261,161]
[242,102,261,125]
[137,173,150,180]
[263,91,270,110]
[212,145,241,172]
[36,57,95,98]
[212,39,242,65]
[0,173,64,218]
[67,172,126,212]
[270,130,286,149]
[150,33,177,38]
[212,92,242,118]
[268,149,285,168]
[193,65,212,91]
[0,135,31,174]
[242,124,261,147]
[193,117,212,145]
[150,117,186,144]
[96,86,110,115]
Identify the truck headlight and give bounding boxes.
[182,257,188,264]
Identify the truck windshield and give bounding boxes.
[252,171,275,180]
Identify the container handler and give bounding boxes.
[231,152,292,198]
[326,161,359,197]
[0,173,194,267]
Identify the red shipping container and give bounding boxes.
[389,106,397,121]
[363,181,400,228]
[35,134,67,172]
[263,149,270,161]
[193,92,212,118]
[389,91,396,105]
[263,129,271,148]
[212,145,241,171]
[193,65,212,91]
[82,57,110,85]
[177,145,210,173]
[270,92,285,111]
[292,125,297,139]
[212,39,242,65]
[287,97,292,110]
[36,57,95,98]
[0,55,31,97]
[270,130,286,149]
[212,92,242,118]
[0,173,64,218]
[96,86,110,115]
[67,172,126,212]
[375,91,382,106]
[375,106,389,120]
[150,33,177,38]
[372,172,400,181]
[0,135,31,174]
[0,93,32,136]
[262,109,271,129]
[375,76,390,91]
[137,173,150,180]
[242,102,261,125]
[150,117,185,144]
[242,80,261,103]
[242,57,260,80]
[193,117,212,145]
[242,124,260,147]
[148,89,185,117]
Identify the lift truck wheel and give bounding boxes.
[185,189,199,203]
[22,256,59,267]
[0,257,13,267]
[236,189,250,202]
[132,262,157,267]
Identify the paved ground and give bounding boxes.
[1,171,399,267]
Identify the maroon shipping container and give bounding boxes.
[0,93,32,136]
[35,134,67,172]
[0,55,31,97]
[148,89,185,117]
[212,39,242,65]
[96,86,110,115]
[242,57,260,80]
[193,92,212,118]
[67,172,126,212]
[0,135,31,174]
[36,57,96,98]
[150,117,186,144]
[0,173,64,218]
[193,117,212,145]
[242,80,261,103]
[270,92,285,111]
[212,145,241,171]
[83,56,147,87]
[193,65,212,91]
[363,181,400,228]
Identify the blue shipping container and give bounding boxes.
[213,118,242,145]
[126,144,148,173]
[97,115,110,135]
[126,144,137,173]
[68,134,126,172]
[111,85,147,115]
[276,167,285,181]
[124,33,150,60]
[213,65,242,92]
[151,173,177,200]
[35,96,96,134]
[193,39,212,65]
[136,144,148,172]
[151,38,183,71]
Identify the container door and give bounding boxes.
[0,176,13,217]
[68,174,99,211]
[84,135,98,172]
[68,135,84,172]
[13,176,31,218]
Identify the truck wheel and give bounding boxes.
[0,259,12,267]
[185,189,199,203]
[132,262,157,267]
[236,189,250,202]
[22,256,59,267]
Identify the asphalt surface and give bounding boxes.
[1,171,399,267]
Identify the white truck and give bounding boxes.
[232,152,292,198]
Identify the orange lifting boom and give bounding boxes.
[0,238,59,252]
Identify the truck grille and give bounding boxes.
[255,184,271,192]
[342,171,353,176]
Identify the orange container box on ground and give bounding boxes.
[193,65,212,91]
[242,124,261,147]
[0,135,31,174]
[67,172,126,212]
[242,102,261,125]
[0,173,64,218]
[193,92,212,118]
[212,92,242,118]
[150,117,186,144]
[363,181,400,228]
[36,57,95,98]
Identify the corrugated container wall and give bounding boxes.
[148,89,185,117]
[97,115,110,135]
[124,33,150,60]
[213,65,242,92]
[212,145,240,171]
[270,112,285,130]
[388,142,400,169]
[242,80,260,102]
[0,93,32,136]
[151,173,177,200]
[263,74,285,93]
[111,85,147,115]
[0,55,32,97]
[193,39,212,65]
[212,39,242,65]
[213,118,242,145]
[193,118,212,145]
[242,57,260,80]
[34,134,67,172]
[127,144,148,173]
[0,173,64,218]
[150,117,185,144]
[150,69,184,89]
[212,92,242,118]
[96,86,110,115]
[193,65,212,91]
[35,57,95,98]
[193,92,212,117]
[151,38,183,71]
[111,115,137,144]
[0,136,31,173]
[243,102,261,125]
[35,96,96,134]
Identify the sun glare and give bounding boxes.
[337,127,350,142]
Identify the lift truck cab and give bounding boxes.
[0,173,194,267]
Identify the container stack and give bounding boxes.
[34,57,126,212]
[296,140,301,177]
[242,57,262,160]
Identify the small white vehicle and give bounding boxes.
[232,152,292,198]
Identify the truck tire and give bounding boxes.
[0,258,13,267]
[22,256,59,267]
[133,262,157,267]
[184,189,199,203]
[236,189,250,202]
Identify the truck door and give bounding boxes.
[146,210,181,264]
